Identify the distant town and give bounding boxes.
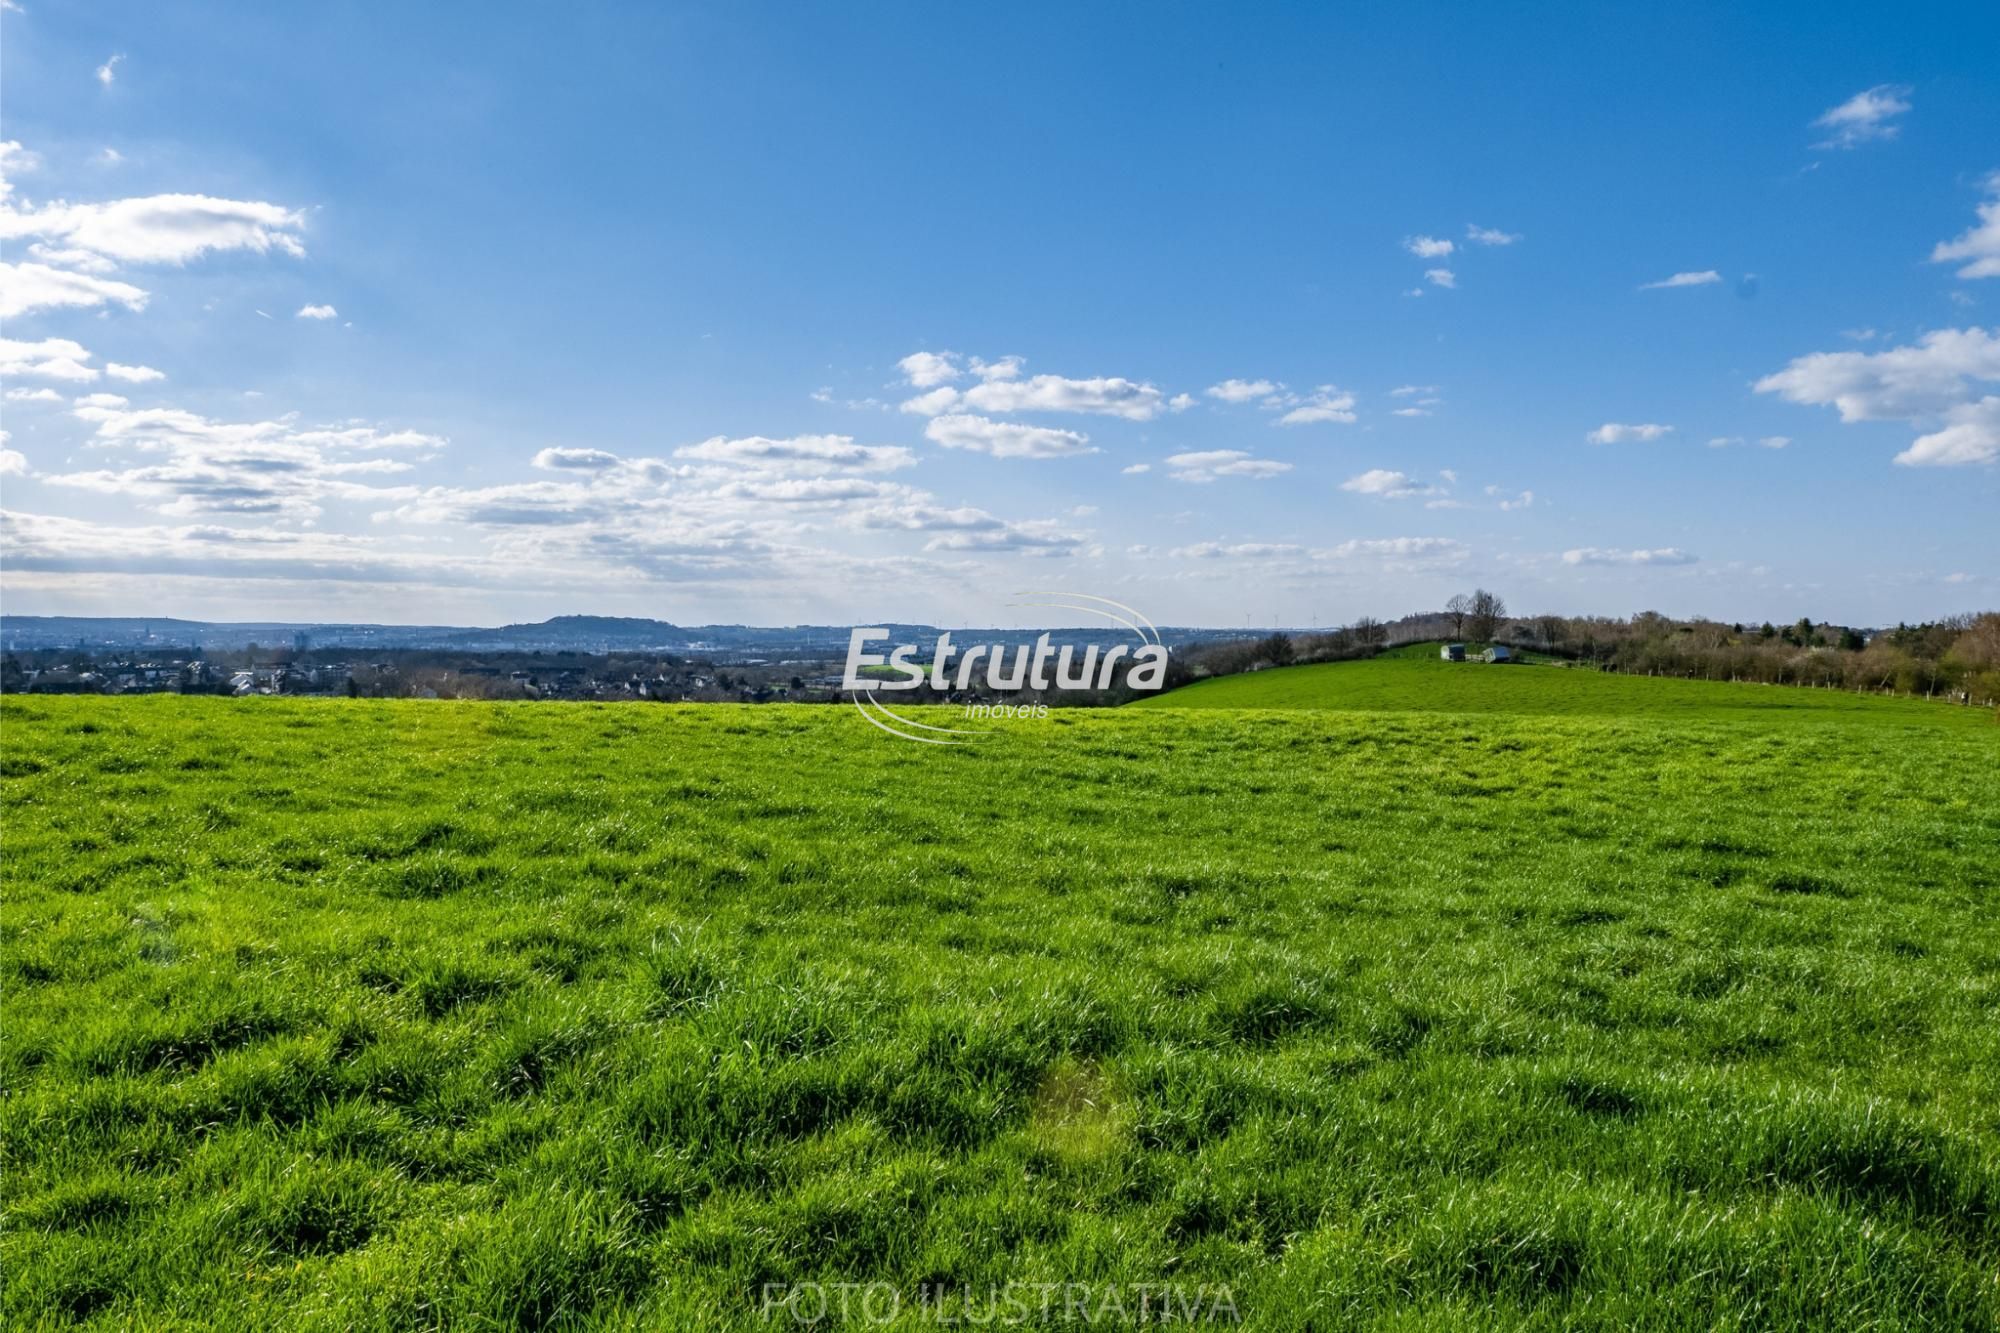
[4,604,1994,708]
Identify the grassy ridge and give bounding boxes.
[1135,649,1996,726]
[3,692,1999,1328]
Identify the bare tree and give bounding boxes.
[1533,614,1565,649]
[1445,593,1472,638]
[1351,615,1388,647]
[1467,589,1507,642]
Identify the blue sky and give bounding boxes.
[2,1,1996,628]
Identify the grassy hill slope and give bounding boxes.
[1136,645,1992,728]
[3,695,1998,1327]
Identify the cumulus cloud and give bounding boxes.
[1754,327,2000,423]
[854,499,1085,554]
[1,192,306,266]
[1932,174,2000,280]
[1339,468,1437,499]
[922,413,1094,459]
[1274,387,1357,426]
[1205,378,1279,403]
[898,386,960,416]
[0,448,27,476]
[47,401,440,521]
[897,351,961,387]
[1562,547,1698,566]
[1588,422,1674,444]
[0,260,148,316]
[0,335,101,381]
[105,362,164,383]
[1164,449,1292,483]
[297,303,338,320]
[1639,270,1721,290]
[532,447,623,471]
[1403,235,1455,258]
[672,434,915,472]
[5,387,64,403]
[1812,84,1912,150]
[962,372,1168,420]
[1895,396,2000,467]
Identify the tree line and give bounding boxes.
[1165,591,2000,709]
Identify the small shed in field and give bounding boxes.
[1440,643,1466,662]
[1483,645,1514,663]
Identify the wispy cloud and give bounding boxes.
[1562,547,1698,566]
[1811,83,1912,149]
[1164,449,1291,482]
[1587,422,1674,444]
[95,54,124,87]
[1639,270,1721,290]
[1465,224,1521,246]
[1932,173,2000,280]
[1403,235,1454,258]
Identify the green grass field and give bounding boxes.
[4,664,1998,1329]
[1138,649,1994,727]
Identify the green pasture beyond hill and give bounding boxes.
[1135,642,1997,726]
[3,671,1998,1329]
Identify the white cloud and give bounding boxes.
[1404,235,1455,258]
[96,54,124,87]
[1424,267,1456,289]
[0,190,306,265]
[1812,84,1912,150]
[297,303,338,320]
[1707,435,1790,450]
[5,387,63,403]
[898,386,960,416]
[922,413,1094,459]
[1389,384,1438,397]
[1932,174,2000,280]
[0,260,148,316]
[1205,378,1279,403]
[1391,406,1431,418]
[1274,387,1357,426]
[1895,396,2000,467]
[1639,270,1721,290]
[673,434,915,472]
[1587,422,1674,444]
[1164,449,1292,482]
[1754,327,2000,422]
[897,351,960,387]
[962,372,1168,420]
[532,447,623,471]
[1339,468,1435,499]
[105,361,164,383]
[0,335,100,381]
[48,401,439,521]
[0,448,27,476]
[1168,392,1195,412]
[1562,547,1698,566]
[1466,224,1521,246]
[1121,463,1151,475]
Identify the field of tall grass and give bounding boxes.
[4,671,1997,1328]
